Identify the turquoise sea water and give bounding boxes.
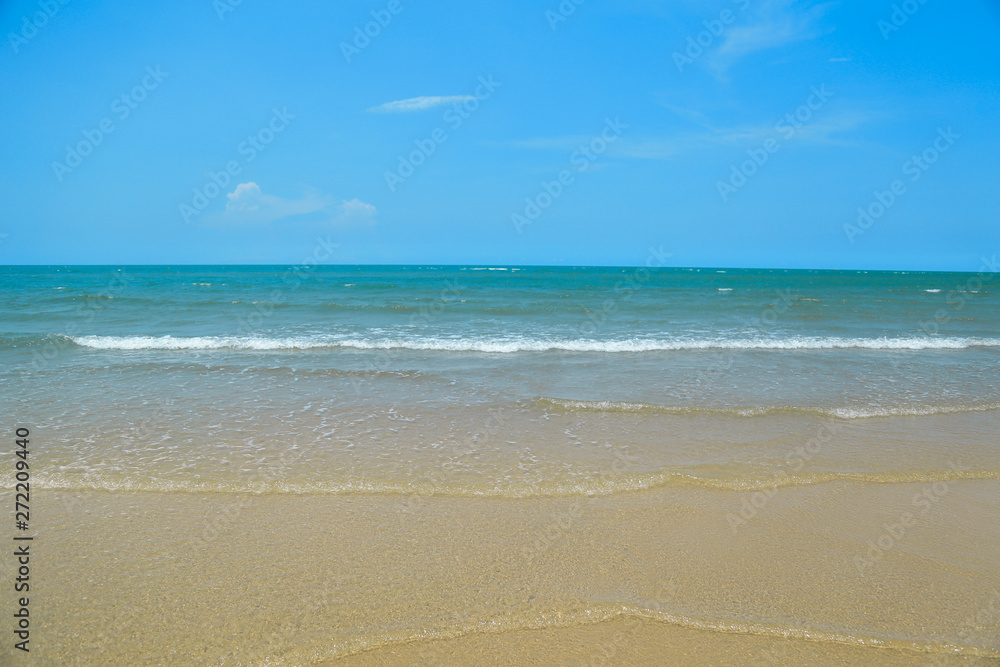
[2,265,998,495]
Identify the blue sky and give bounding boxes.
[1,0,998,270]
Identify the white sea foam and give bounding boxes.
[70,335,326,351]
[68,334,1000,353]
[18,466,1000,496]
[538,397,1000,419]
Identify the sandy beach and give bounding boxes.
[4,475,997,664]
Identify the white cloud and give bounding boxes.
[340,198,377,219]
[225,182,264,212]
[368,95,476,113]
[331,198,377,226]
[217,182,376,226]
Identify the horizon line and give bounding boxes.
[0,262,995,275]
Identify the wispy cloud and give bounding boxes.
[216,182,376,226]
[368,95,475,113]
[708,1,833,76]
[509,136,597,151]
[506,134,685,161]
[510,110,867,163]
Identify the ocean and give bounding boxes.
[2,264,999,663]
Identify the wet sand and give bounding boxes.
[3,478,998,665]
